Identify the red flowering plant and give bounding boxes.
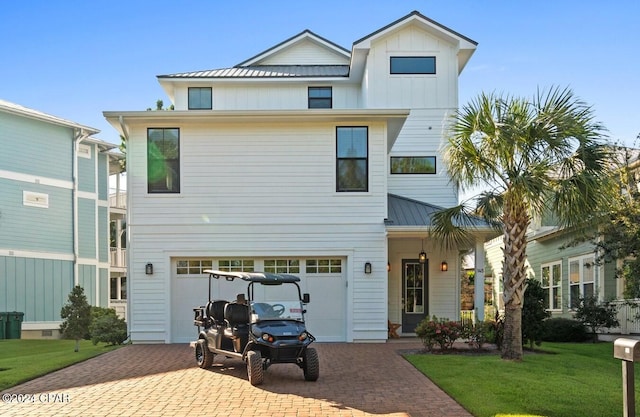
[415,316,462,352]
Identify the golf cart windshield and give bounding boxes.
[250,281,304,322]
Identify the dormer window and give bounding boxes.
[308,87,332,109]
[390,57,436,74]
[188,87,212,110]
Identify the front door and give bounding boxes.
[402,259,428,333]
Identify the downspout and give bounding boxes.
[73,129,91,286]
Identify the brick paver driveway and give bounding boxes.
[0,341,471,417]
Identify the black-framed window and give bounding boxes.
[308,87,332,109]
[188,87,212,110]
[336,127,368,192]
[390,57,436,74]
[391,156,436,174]
[147,128,180,193]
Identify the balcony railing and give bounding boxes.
[110,247,127,268]
[109,190,126,209]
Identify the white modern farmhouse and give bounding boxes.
[104,10,494,344]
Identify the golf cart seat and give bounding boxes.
[206,300,228,326]
[223,302,250,339]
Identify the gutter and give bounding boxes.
[72,128,91,286]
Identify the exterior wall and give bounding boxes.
[0,107,114,335]
[125,119,390,342]
[0,256,74,322]
[485,230,615,317]
[259,38,349,65]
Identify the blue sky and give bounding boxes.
[1,1,638,147]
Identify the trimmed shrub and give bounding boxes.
[574,295,619,342]
[542,317,588,342]
[461,320,494,350]
[415,316,462,352]
[88,307,127,346]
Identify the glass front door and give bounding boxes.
[402,260,428,332]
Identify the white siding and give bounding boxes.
[126,120,390,342]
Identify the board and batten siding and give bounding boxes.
[259,38,349,66]
[0,256,74,322]
[125,119,391,342]
[77,198,96,259]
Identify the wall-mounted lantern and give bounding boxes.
[145,263,154,275]
[364,262,372,274]
[440,261,448,272]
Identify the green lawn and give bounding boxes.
[405,342,638,417]
[0,339,121,391]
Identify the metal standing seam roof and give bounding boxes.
[386,193,492,228]
[158,65,350,79]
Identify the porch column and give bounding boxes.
[475,237,485,322]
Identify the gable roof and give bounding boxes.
[158,10,476,82]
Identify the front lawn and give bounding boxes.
[405,342,638,417]
[0,339,120,391]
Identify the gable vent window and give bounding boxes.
[78,144,92,159]
[23,191,49,208]
[188,87,212,110]
[308,87,332,109]
[390,56,436,74]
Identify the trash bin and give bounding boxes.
[6,312,24,339]
[0,313,6,340]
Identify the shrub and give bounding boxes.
[415,316,462,352]
[542,317,588,342]
[522,279,551,348]
[89,308,127,346]
[461,321,493,350]
[574,295,619,342]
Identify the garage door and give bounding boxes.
[170,258,346,343]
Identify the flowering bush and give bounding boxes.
[415,316,462,351]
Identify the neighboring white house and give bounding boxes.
[104,10,495,344]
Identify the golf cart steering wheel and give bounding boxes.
[271,304,285,317]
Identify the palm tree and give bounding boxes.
[433,87,615,360]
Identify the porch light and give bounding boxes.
[364,262,372,274]
[440,261,448,272]
[387,262,391,272]
[145,263,153,275]
[418,239,426,264]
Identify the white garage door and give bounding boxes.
[170,258,346,343]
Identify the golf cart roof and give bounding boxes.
[203,270,301,283]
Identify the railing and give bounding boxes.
[607,299,640,335]
[109,299,127,321]
[109,247,127,268]
[109,190,126,209]
[460,310,475,326]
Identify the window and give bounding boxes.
[542,261,562,310]
[336,127,368,192]
[110,276,126,300]
[390,156,436,174]
[188,87,212,110]
[264,259,300,274]
[308,87,332,109]
[218,259,254,272]
[390,56,436,74]
[176,259,213,275]
[569,255,596,308]
[306,259,342,274]
[147,128,180,193]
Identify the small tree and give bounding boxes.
[60,286,92,352]
[574,295,619,342]
[521,279,551,349]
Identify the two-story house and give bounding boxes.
[0,99,123,338]
[105,11,495,344]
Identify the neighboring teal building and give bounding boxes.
[0,99,119,338]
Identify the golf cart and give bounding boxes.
[191,270,319,385]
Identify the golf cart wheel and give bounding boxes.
[303,347,319,381]
[195,339,214,369]
[247,350,264,386]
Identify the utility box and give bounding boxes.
[614,338,640,362]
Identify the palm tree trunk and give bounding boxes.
[501,197,530,361]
